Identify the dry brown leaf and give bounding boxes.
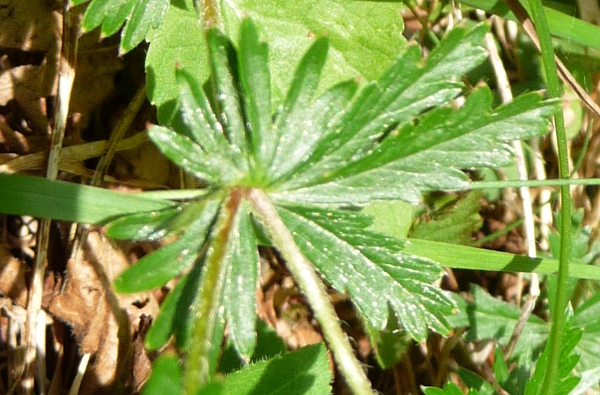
[48,232,158,394]
[0,244,28,307]
[0,0,61,132]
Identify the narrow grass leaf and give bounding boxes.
[0,173,172,224]
[403,238,600,280]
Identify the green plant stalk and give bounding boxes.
[184,189,241,394]
[525,0,571,393]
[247,188,374,395]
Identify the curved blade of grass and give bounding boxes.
[404,239,600,280]
[457,0,600,51]
[0,173,172,224]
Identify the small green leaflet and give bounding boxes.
[73,0,170,53]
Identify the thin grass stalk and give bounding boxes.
[22,5,80,394]
[524,0,572,392]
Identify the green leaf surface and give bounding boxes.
[113,199,221,293]
[276,86,557,204]
[222,0,406,105]
[458,369,496,395]
[121,0,170,52]
[238,18,273,171]
[146,0,405,124]
[142,354,183,395]
[277,204,454,340]
[222,344,331,395]
[403,239,600,281]
[145,0,207,124]
[524,307,582,395]
[265,36,331,181]
[104,207,182,241]
[222,200,259,360]
[175,68,240,169]
[79,0,169,53]
[411,191,483,245]
[271,23,489,199]
[206,29,249,166]
[145,261,205,350]
[493,346,519,394]
[447,285,548,358]
[219,319,286,374]
[148,125,242,184]
[363,200,416,240]
[0,173,172,224]
[572,292,600,372]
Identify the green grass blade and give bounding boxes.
[404,239,600,281]
[458,0,600,51]
[0,173,172,224]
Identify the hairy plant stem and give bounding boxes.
[524,0,572,392]
[247,188,373,395]
[194,0,222,29]
[184,189,242,394]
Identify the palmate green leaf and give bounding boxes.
[78,0,169,53]
[276,204,454,340]
[274,86,558,204]
[271,23,489,194]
